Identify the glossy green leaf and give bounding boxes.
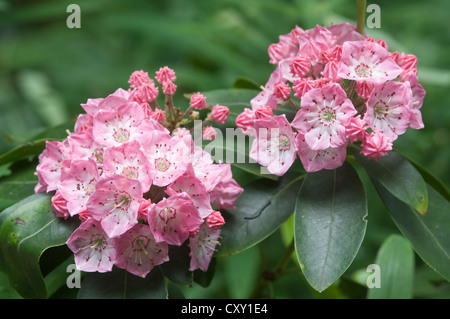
[374,181,450,282]
[77,267,167,299]
[159,243,193,286]
[367,235,414,299]
[0,193,80,298]
[353,148,428,215]
[0,160,38,213]
[216,171,304,257]
[294,161,368,292]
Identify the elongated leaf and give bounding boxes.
[294,161,368,292]
[367,235,414,299]
[216,171,304,257]
[353,148,428,215]
[0,193,80,298]
[374,181,450,282]
[77,267,167,299]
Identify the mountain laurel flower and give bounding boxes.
[208,105,230,124]
[291,83,357,151]
[202,126,217,140]
[237,23,425,175]
[128,70,151,89]
[250,115,298,176]
[35,67,241,277]
[190,92,207,110]
[155,66,176,84]
[360,131,393,161]
[66,218,117,273]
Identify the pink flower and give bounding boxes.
[74,113,93,133]
[188,222,221,272]
[190,92,207,110]
[364,80,412,140]
[403,73,425,130]
[208,105,229,124]
[51,191,70,220]
[327,22,366,45]
[93,102,146,148]
[87,174,143,238]
[235,108,256,136]
[321,61,341,81]
[140,130,191,187]
[162,80,177,95]
[254,105,273,119]
[291,83,356,151]
[293,79,315,98]
[67,128,104,164]
[251,68,282,110]
[134,82,159,104]
[114,224,169,278]
[165,173,212,218]
[209,163,243,210]
[155,66,176,84]
[272,82,291,100]
[289,56,311,77]
[58,158,99,217]
[202,126,217,140]
[361,131,393,161]
[128,70,151,89]
[295,134,347,172]
[206,211,225,229]
[345,115,368,143]
[102,140,153,192]
[66,218,117,273]
[250,115,297,176]
[338,40,403,83]
[150,108,166,123]
[35,140,71,192]
[189,148,223,192]
[147,192,203,246]
[356,81,373,99]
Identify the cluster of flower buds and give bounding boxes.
[236,23,425,174]
[34,67,242,277]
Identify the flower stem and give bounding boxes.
[356,0,366,35]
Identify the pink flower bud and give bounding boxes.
[51,191,70,219]
[356,81,373,99]
[202,126,217,140]
[151,108,166,123]
[361,131,392,161]
[190,92,207,110]
[235,108,255,135]
[162,80,177,95]
[206,211,225,229]
[208,104,229,124]
[290,56,310,77]
[128,70,151,89]
[268,42,285,64]
[293,79,315,98]
[135,82,159,103]
[155,66,176,84]
[254,105,273,119]
[272,82,291,100]
[345,115,368,143]
[140,102,152,119]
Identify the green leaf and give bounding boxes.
[0,160,38,213]
[294,161,368,292]
[77,267,167,299]
[0,193,80,298]
[216,171,304,257]
[159,243,193,286]
[353,148,428,215]
[0,139,50,167]
[374,182,450,282]
[367,235,415,299]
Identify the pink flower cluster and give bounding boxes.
[34,67,242,277]
[237,23,426,174]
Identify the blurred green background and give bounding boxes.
[0,0,449,298]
